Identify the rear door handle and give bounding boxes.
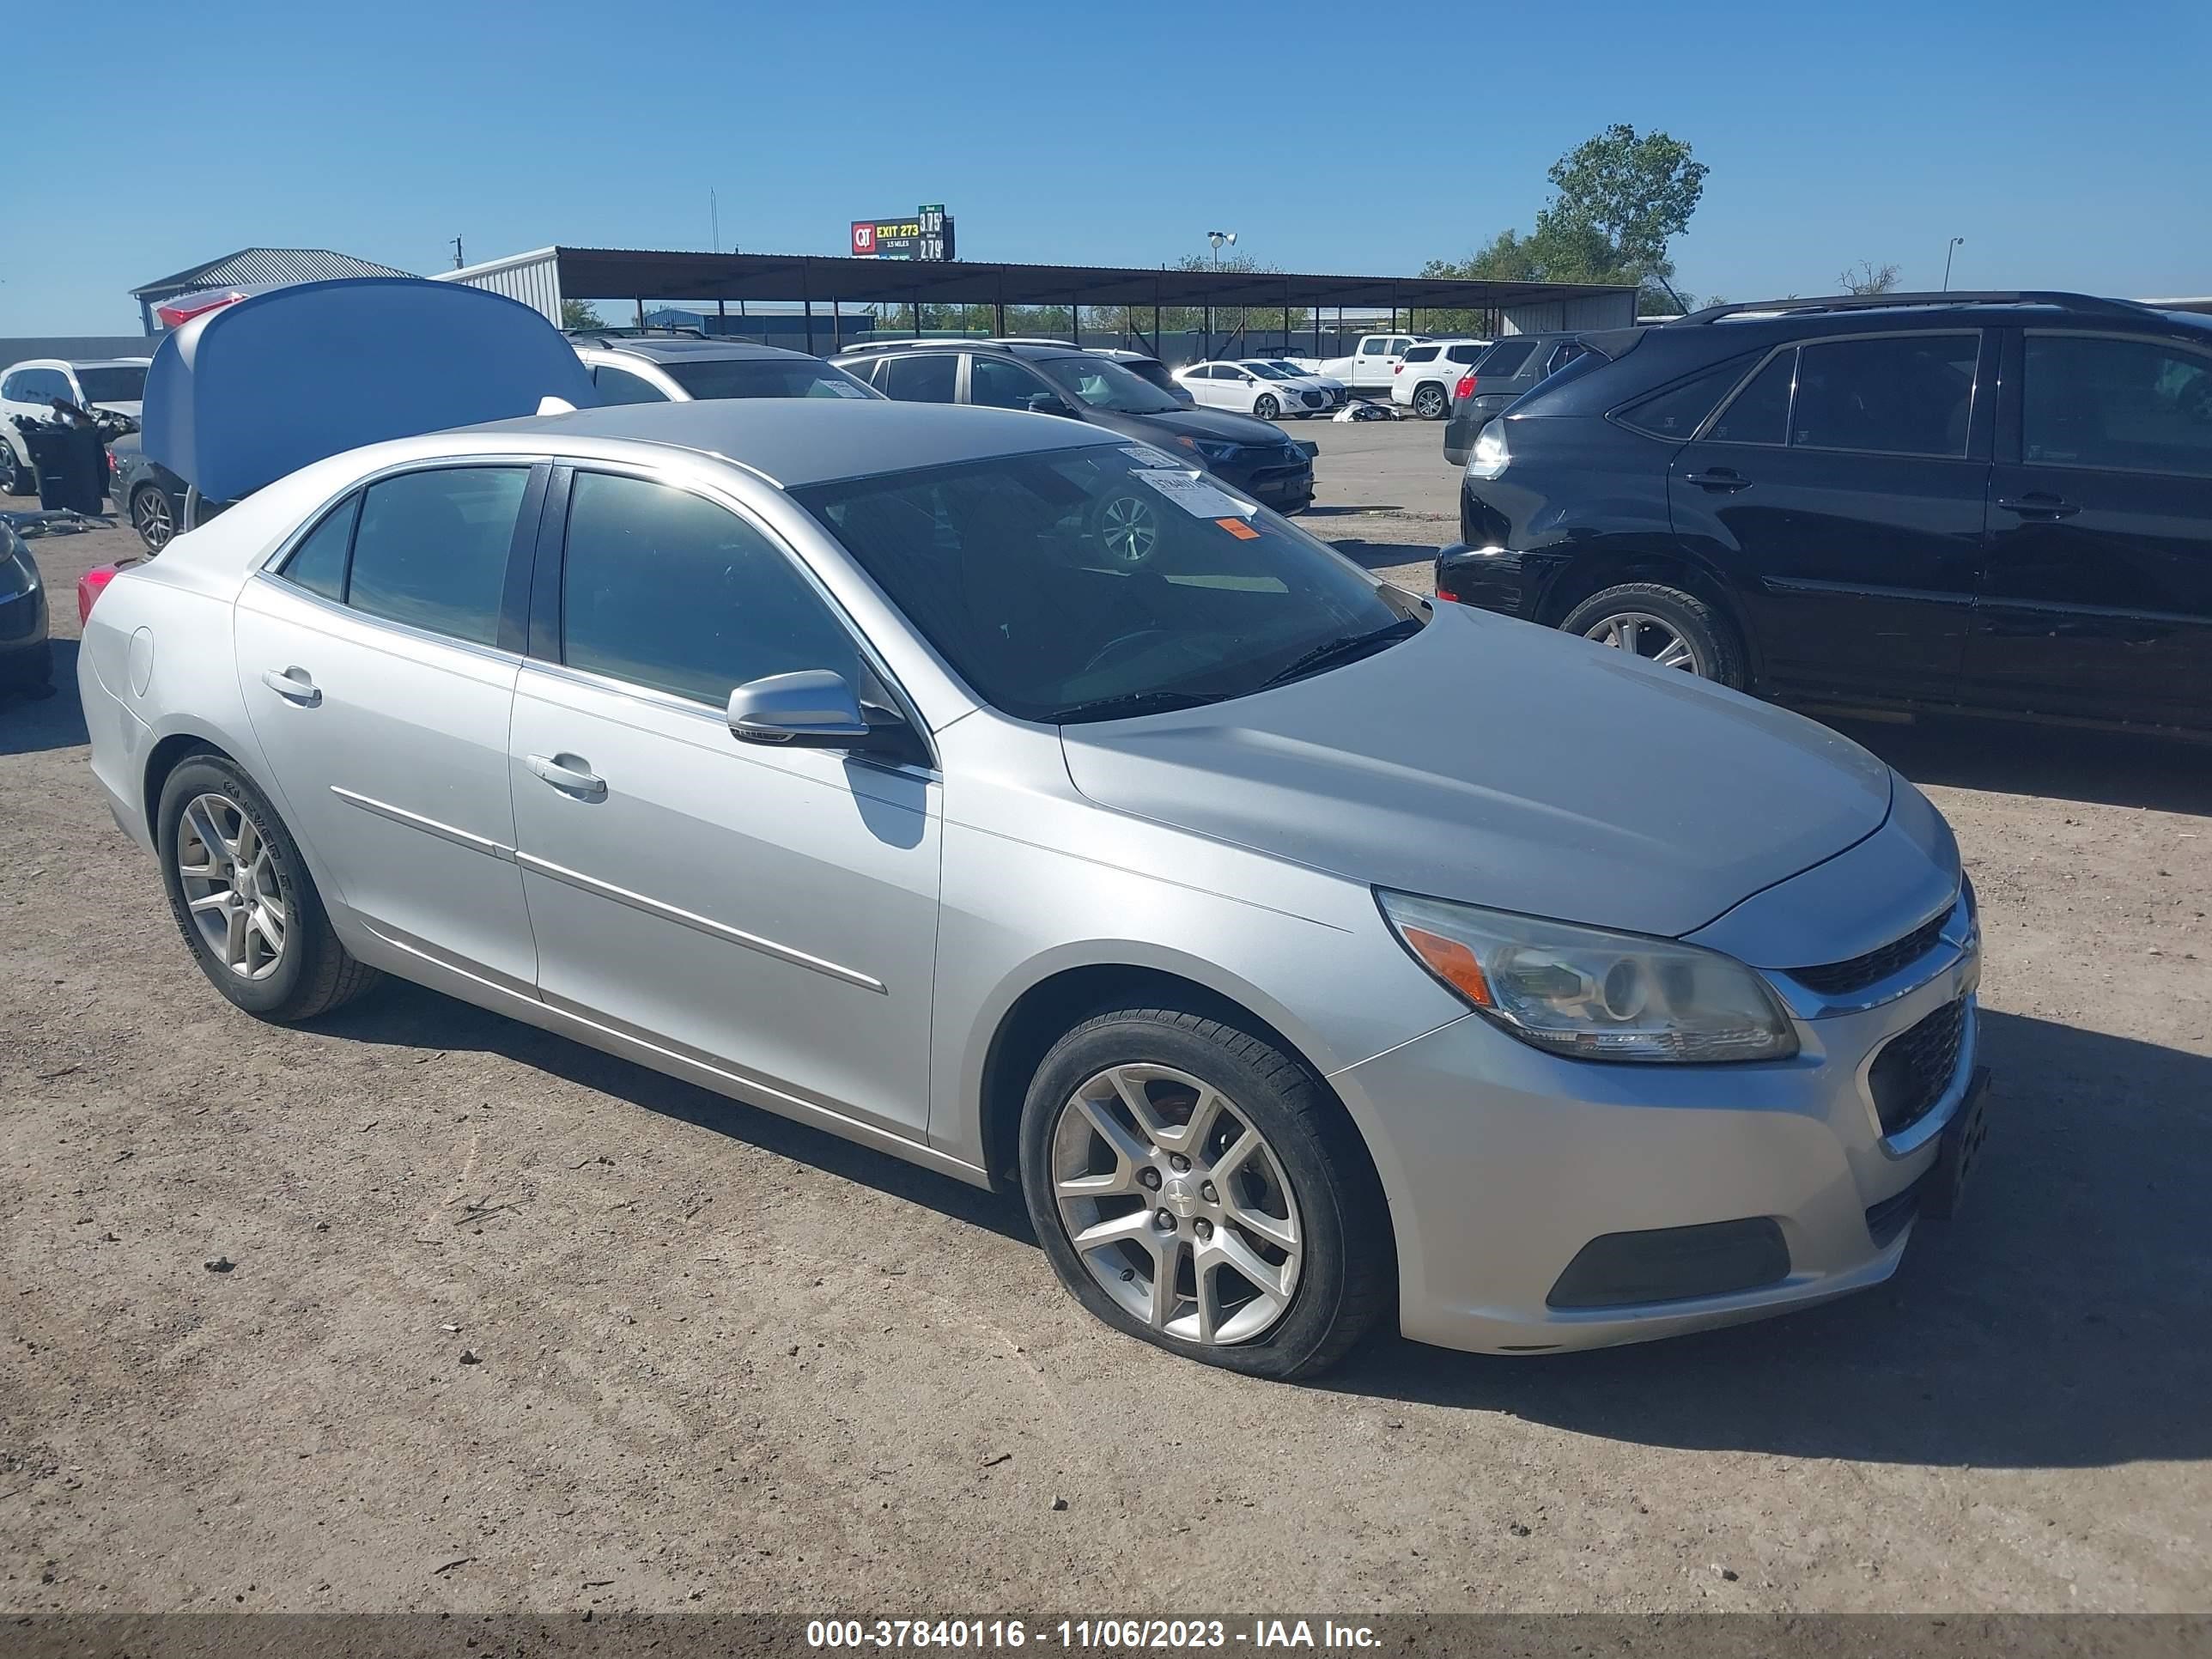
[526,752,606,799]
[260,666,321,706]
[1996,495,2081,519]
[1683,469,1751,492]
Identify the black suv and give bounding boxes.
[1437,292,2212,737]
[833,340,1315,513]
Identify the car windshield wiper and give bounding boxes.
[1257,616,1425,690]
[1048,689,1230,724]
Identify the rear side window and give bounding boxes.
[1474,339,1538,378]
[1790,333,1978,458]
[880,354,957,403]
[592,364,669,404]
[1445,344,1485,364]
[1707,350,1796,446]
[1402,345,1440,364]
[345,467,530,646]
[1615,356,1760,441]
[278,495,358,601]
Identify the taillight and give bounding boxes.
[1455,374,1476,400]
[1434,579,1460,603]
[1393,362,1405,374]
[77,563,120,624]
[107,450,118,473]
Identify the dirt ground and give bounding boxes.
[3,433,2209,1616]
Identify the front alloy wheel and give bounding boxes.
[1051,1063,1304,1346]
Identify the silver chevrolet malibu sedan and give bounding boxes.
[81,398,1989,1378]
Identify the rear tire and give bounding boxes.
[1,440,32,495]
[1413,382,1449,420]
[131,483,179,552]
[156,756,381,1022]
[1559,581,1746,689]
[1018,1002,1392,1379]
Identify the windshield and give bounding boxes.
[796,445,1420,724]
[1035,355,1185,414]
[665,357,877,400]
[1117,358,1183,396]
[1268,362,1318,379]
[76,365,148,403]
[1241,362,1292,380]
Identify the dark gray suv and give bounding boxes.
[1442,332,1602,466]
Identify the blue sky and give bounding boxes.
[9,0,2208,335]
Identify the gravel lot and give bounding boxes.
[3,428,2208,1616]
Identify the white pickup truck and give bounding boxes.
[1285,332,1429,392]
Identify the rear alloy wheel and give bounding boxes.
[157,756,381,1020]
[1413,382,1449,420]
[1559,581,1745,689]
[1019,1004,1391,1378]
[131,484,177,551]
[0,441,31,495]
[1252,394,1279,421]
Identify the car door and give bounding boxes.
[507,465,940,1139]
[1666,330,1993,705]
[1354,337,1393,388]
[232,461,545,989]
[968,352,1056,413]
[1966,328,2212,729]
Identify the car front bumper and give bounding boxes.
[0,582,49,684]
[1222,453,1315,514]
[1331,948,1984,1354]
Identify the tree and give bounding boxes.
[1838,260,1900,296]
[1424,125,1708,319]
[560,299,605,331]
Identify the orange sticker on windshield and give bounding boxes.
[1216,518,1261,539]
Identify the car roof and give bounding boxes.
[832,339,1076,362]
[6,356,152,373]
[466,396,1111,488]
[585,337,818,365]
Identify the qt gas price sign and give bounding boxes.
[850,204,954,261]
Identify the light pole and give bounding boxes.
[1206,229,1237,268]
[1942,236,1965,292]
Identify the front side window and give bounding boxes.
[1790,333,1978,458]
[2023,334,2212,477]
[797,446,1419,725]
[1708,349,1796,446]
[345,467,530,646]
[1358,338,1387,356]
[592,364,669,404]
[970,355,1048,410]
[879,354,957,404]
[560,471,859,706]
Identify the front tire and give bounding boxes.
[1413,382,1449,420]
[1559,580,1746,689]
[1018,1003,1391,1379]
[0,440,32,495]
[1252,394,1279,421]
[156,756,381,1021]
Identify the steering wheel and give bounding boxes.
[1079,628,1171,677]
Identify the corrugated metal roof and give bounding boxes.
[131,248,416,300]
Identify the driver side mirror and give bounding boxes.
[1025,392,1079,419]
[727,670,871,746]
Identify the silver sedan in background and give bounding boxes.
[79,398,1989,1377]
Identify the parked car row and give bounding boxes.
[1437,291,2212,738]
[1175,359,1347,418]
[78,276,1994,1383]
[0,356,149,494]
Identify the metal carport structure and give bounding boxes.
[437,246,1637,356]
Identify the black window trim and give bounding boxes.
[1692,327,1990,459]
[1604,352,1766,443]
[2009,325,2212,480]
[257,457,549,659]
[526,457,937,771]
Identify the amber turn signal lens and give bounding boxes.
[1400,924,1494,1008]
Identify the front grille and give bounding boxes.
[1868,999,1966,1138]
[1790,905,1950,995]
[1300,390,1325,407]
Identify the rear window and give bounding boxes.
[75,365,148,404]
[1473,340,1539,377]
[1615,356,1760,441]
[1402,345,1440,363]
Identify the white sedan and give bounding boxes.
[1173,361,1337,420]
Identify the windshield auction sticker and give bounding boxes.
[1134,470,1256,520]
[1119,445,1186,470]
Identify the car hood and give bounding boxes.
[1058,604,1896,939]
[1083,405,1291,447]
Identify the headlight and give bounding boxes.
[0,550,36,603]
[1466,419,1510,479]
[1176,436,1242,463]
[1376,890,1798,1064]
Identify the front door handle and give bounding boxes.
[1683,469,1751,492]
[526,753,606,799]
[1996,494,2081,519]
[260,666,321,706]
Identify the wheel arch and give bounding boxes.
[1534,547,1763,686]
[141,729,235,844]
